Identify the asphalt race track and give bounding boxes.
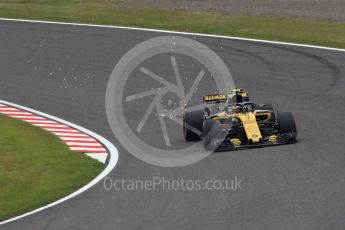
[1,20,345,230]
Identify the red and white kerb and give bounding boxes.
[0,103,108,164]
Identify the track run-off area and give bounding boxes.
[0,19,345,230]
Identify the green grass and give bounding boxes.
[1,0,345,48]
[0,114,103,221]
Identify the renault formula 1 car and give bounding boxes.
[183,89,297,151]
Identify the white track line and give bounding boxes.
[85,153,108,164]
[0,100,119,226]
[0,18,345,52]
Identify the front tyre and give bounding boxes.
[183,110,204,141]
[203,119,221,150]
[278,112,297,140]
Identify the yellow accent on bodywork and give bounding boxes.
[236,112,262,143]
[269,135,278,143]
[230,138,241,146]
[203,94,227,102]
[212,112,229,119]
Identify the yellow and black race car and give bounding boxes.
[183,89,297,150]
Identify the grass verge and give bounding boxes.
[0,113,103,221]
[1,0,345,48]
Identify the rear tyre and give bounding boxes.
[203,119,221,150]
[278,112,297,139]
[183,110,204,141]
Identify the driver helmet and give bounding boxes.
[231,105,241,113]
[230,89,249,102]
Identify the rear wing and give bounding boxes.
[203,94,227,103]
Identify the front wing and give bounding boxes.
[212,133,297,152]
